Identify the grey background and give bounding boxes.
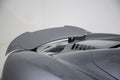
[0,0,120,78]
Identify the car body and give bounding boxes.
[2,26,120,80]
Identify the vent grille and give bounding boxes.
[71,44,96,50]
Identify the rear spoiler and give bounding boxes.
[6,26,90,55]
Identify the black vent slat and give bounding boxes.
[71,44,76,49]
[79,44,83,50]
[75,44,79,49]
[83,45,87,50]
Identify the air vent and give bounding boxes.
[48,45,65,52]
[71,44,96,50]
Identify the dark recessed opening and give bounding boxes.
[47,45,65,52]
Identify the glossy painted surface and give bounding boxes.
[2,26,120,80]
